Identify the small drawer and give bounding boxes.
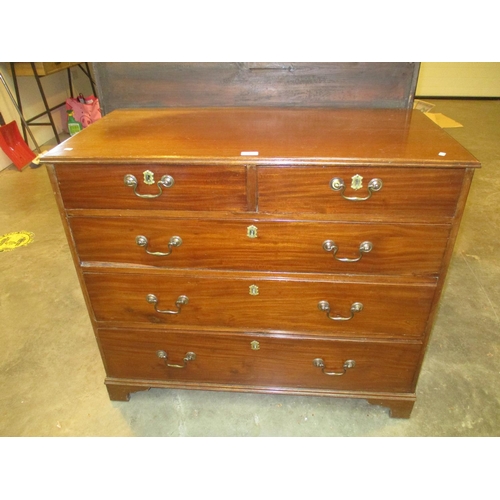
[98,329,422,394]
[258,167,465,221]
[55,164,248,211]
[71,216,450,276]
[85,271,436,338]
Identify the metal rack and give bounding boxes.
[9,62,97,144]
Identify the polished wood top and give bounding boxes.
[42,107,480,167]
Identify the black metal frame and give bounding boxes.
[9,62,97,145]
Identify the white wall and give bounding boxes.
[0,63,93,171]
[417,62,500,97]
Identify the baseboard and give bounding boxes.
[416,96,500,100]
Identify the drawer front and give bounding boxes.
[55,165,248,211]
[98,329,422,393]
[258,167,465,221]
[85,272,436,338]
[70,217,450,276]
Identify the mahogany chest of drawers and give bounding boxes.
[43,107,480,418]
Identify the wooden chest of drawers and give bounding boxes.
[43,107,480,418]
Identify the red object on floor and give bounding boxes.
[0,120,36,170]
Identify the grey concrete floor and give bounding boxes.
[0,100,499,437]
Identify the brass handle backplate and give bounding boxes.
[313,358,356,376]
[330,177,382,201]
[318,300,363,321]
[322,240,373,262]
[136,235,182,256]
[147,294,189,315]
[124,174,174,199]
[157,350,196,368]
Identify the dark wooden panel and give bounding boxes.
[98,328,422,393]
[85,271,436,338]
[55,164,248,211]
[70,216,450,276]
[93,62,420,114]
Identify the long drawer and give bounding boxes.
[55,164,248,211]
[85,271,436,338]
[258,167,465,221]
[70,216,450,276]
[98,328,422,393]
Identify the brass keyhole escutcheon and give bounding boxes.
[249,285,259,296]
[247,225,258,238]
[250,341,260,350]
[351,174,363,190]
[143,170,155,185]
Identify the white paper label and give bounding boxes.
[240,151,259,156]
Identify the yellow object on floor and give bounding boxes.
[424,112,463,128]
[0,231,34,252]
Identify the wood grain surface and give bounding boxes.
[92,62,420,113]
[42,108,480,168]
[70,216,450,276]
[55,164,248,211]
[98,328,422,393]
[258,166,466,221]
[84,271,436,338]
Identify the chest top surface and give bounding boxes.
[42,107,480,168]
